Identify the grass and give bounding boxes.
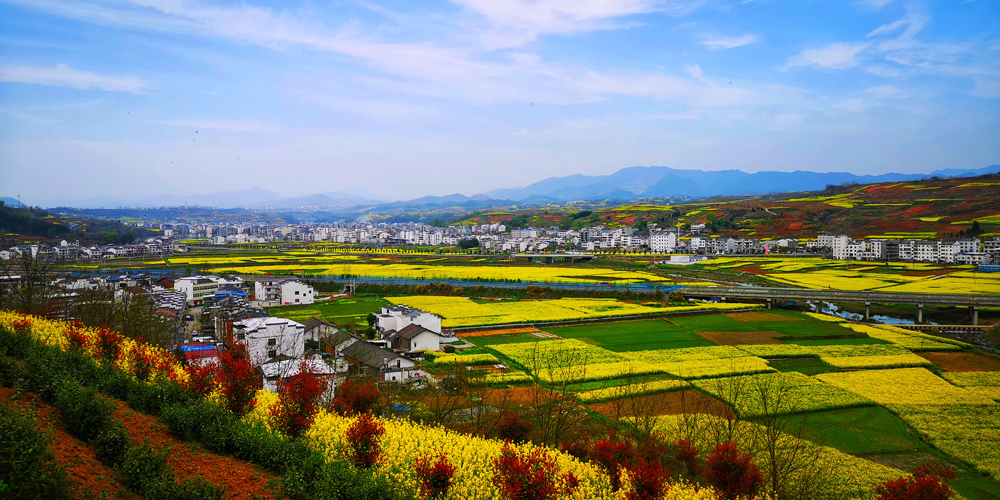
[267,296,388,325]
[469,332,558,347]
[790,406,926,455]
[546,319,716,352]
[671,312,853,339]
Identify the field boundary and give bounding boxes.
[449,307,759,333]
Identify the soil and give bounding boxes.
[109,400,279,500]
[697,331,785,345]
[458,327,539,338]
[726,311,800,323]
[587,390,733,420]
[0,387,131,499]
[918,351,1000,372]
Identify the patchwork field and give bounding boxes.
[267,296,388,325]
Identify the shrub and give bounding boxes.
[95,325,123,363]
[230,420,310,475]
[492,443,579,500]
[414,453,457,499]
[443,344,456,354]
[93,424,131,468]
[0,405,70,500]
[54,381,115,443]
[705,441,763,500]
[333,379,381,416]
[346,414,385,470]
[674,438,701,478]
[496,410,533,443]
[590,435,635,492]
[183,364,217,398]
[117,441,171,494]
[560,438,590,461]
[281,451,404,500]
[272,361,328,438]
[147,475,225,500]
[876,462,956,500]
[626,459,667,500]
[217,343,261,417]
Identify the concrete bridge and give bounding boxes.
[511,253,595,264]
[679,286,1000,325]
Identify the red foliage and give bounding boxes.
[94,325,122,363]
[131,342,165,381]
[674,438,702,478]
[590,435,636,492]
[65,322,92,352]
[492,443,579,500]
[345,413,385,469]
[876,462,956,500]
[414,453,457,499]
[332,379,380,416]
[626,459,668,500]
[183,363,218,398]
[705,442,763,500]
[496,410,533,443]
[271,361,328,438]
[217,342,261,416]
[11,317,33,331]
[560,438,591,461]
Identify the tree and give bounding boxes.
[0,251,57,316]
[969,220,983,237]
[271,360,328,438]
[705,441,763,499]
[414,453,457,499]
[345,413,385,469]
[71,283,179,347]
[523,342,591,446]
[492,444,579,500]
[876,462,955,500]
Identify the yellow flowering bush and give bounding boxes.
[816,368,998,406]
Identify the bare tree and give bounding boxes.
[0,250,58,316]
[523,341,591,446]
[72,283,179,346]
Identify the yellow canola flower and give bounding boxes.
[802,312,844,322]
[692,372,872,418]
[433,353,500,365]
[817,367,998,406]
[575,379,689,404]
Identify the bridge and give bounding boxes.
[511,253,595,263]
[679,286,1000,325]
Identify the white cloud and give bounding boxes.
[854,0,893,11]
[699,33,759,50]
[765,113,804,132]
[0,63,147,92]
[786,43,867,69]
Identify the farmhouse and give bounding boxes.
[302,317,340,343]
[253,279,316,305]
[260,356,337,398]
[385,324,442,352]
[341,340,422,381]
[232,317,305,364]
[375,305,442,334]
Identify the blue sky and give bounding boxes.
[1,0,998,201]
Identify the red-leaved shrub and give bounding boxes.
[560,438,591,461]
[674,438,702,478]
[705,441,763,500]
[626,459,668,500]
[183,363,218,398]
[591,435,636,492]
[496,409,533,443]
[346,413,385,469]
[414,452,457,499]
[271,360,328,438]
[12,317,33,331]
[65,321,92,352]
[332,379,381,416]
[95,325,122,363]
[217,342,261,416]
[876,462,955,500]
[492,443,580,500]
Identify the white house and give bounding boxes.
[176,275,247,304]
[255,279,316,305]
[375,305,442,334]
[386,324,442,352]
[232,317,305,364]
[649,231,677,253]
[260,356,337,398]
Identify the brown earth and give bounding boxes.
[0,387,131,500]
[109,400,279,500]
[587,389,733,420]
[458,327,539,338]
[918,351,1000,372]
[726,311,800,323]
[697,331,785,345]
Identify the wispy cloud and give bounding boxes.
[0,63,147,92]
[699,33,758,50]
[156,119,280,133]
[786,43,867,69]
[854,0,893,11]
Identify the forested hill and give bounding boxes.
[0,202,150,244]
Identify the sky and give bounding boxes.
[1,0,999,202]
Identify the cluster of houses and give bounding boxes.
[180,301,454,398]
[0,239,185,261]
[819,234,999,264]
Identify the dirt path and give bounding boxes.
[0,387,132,500]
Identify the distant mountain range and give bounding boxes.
[8,165,999,210]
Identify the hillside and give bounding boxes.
[461,174,1000,239]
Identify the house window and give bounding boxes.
[295,290,299,295]
[236,333,245,340]
[267,350,276,358]
[267,338,276,346]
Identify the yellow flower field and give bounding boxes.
[574,379,689,403]
[838,323,966,351]
[621,346,775,380]
[388,296,759,327]
[816,368,997,406]
[941,372,1000,401]
[891,405,1000,478]
[470,370,533,386]
[802,312,845,322]
[432,353,500,365]
[489,339,664,383]
[691,372,873,417]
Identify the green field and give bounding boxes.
[546,319,716,351]
[790,406,925,455]
[669,311,854,338]
[267,296,389,326]
[767,357,838,375]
